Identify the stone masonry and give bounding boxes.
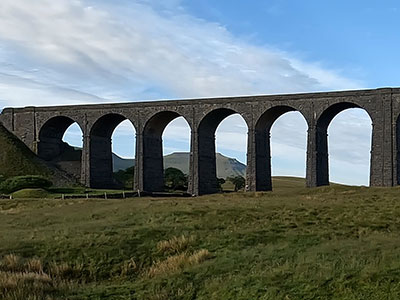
[1,88,399,195]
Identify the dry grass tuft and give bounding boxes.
[1,254,22,272]
[187,249,211,265]
[25,258,43,273]
[157,235,195,254]
[0,270,52,289]
[147,249,211,278]
[0,254,74,300]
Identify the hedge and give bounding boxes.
[0,175,53,194]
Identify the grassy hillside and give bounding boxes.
[1,179,400,299]
[0,124,78,186]
[0,124,50,178]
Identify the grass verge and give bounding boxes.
[1,180,400,299]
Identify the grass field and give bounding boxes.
[1,177,400,299]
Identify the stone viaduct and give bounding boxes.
[1,87,400,195]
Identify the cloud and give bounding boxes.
[0,72,106,107]
[0,0,370,184]
[0,0,363,108]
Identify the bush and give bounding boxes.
[164,168,188,191]
[113,166,134,189]
[0,176,52,194]
[216,178,225,192]
[12,189,50,199]
[227,175,245,192]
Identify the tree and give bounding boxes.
[113,166,134,189]
[227,175,245,192]
[216,178,225,192]
[164,168,188,191]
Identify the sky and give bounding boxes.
[0,0,397,185]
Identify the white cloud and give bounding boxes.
[0,72,106,107]
[0,0,370,184]
[0,0,363,108]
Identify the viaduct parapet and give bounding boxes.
[1,88,399,195]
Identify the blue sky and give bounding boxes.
[183,0,399,87]
[0,0,396,185]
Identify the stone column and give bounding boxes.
[188,129,199,195]
[81,133,90,187]
[370,90,394,187]
[253,129,272,191]
[134,132,144,192]
[89,136,113,188]
[142,133,164,192]
[198,130,218,195]
[306,124,329,187]
[306,125,317,187]
[395,118,400,186]
[246,128,256,191]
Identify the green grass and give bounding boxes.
[1,178,400,299]
[0,124,50,179]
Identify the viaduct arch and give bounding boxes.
[0,88,399,195]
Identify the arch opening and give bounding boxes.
[38,116,83,182]
[142,112,191,192]
[254,106,307,191]
[197,108,246,195]
[38,116,78,160]
[316,103,372,186]
[89,114,136,189]
[162,117,191,192]
[111,120,136,190]
[270,111,308,187]
[215,114,248,192]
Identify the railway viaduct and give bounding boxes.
[1,87,399,195]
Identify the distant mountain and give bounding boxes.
[113,154,135,172]
[112,152,246,179]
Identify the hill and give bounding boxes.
[0,124,78,186]
[112,153,135,172]
[1,181,400,299]
[113,152,246,178]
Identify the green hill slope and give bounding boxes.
[0,124,49,178]
[0,124,78,186]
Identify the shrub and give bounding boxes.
[216,178,225,192]
[227,175,245,192]
[113,166,134,189]
[12,188,50,199]
[0,175,52,194]
[164,168,188,191]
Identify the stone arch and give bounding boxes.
[38,116,83,161]
[253,105,309,191]
[89,113,136,188]
[197,108,249,195]
[142,111,192,192]
[315,102,373,186]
